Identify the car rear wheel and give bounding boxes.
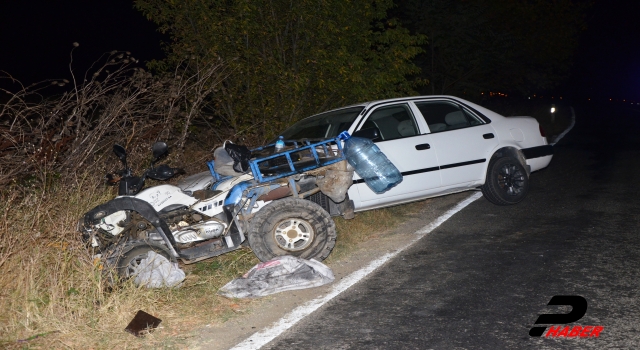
[481,156,529,205]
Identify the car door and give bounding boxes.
[350,103,442,208]
[413,100,498,188]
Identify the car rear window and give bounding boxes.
[279,106,364,140]
[415,101,483,133]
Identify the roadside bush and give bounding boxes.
[0,47,228,188]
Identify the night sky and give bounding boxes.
[0,0,165,88]
[0,0,638,101]
[561,0,640,102]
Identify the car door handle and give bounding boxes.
[483,133,495,139]
[415,143,430,150]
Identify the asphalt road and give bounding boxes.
[262,102,640,349]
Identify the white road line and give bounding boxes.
[230,191,483,350]
[551,106,575,145]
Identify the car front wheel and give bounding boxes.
[481,156,529,205]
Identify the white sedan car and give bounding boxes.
[278,95,553,209]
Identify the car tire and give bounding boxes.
[248,197,337,262]
[106,240,176,280]
[481,156,529,205]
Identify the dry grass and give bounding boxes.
[327,200,428,263]
[0,53,263,348]
[0,51,230,187]
[0,173,256,349]
[0,172,425,349]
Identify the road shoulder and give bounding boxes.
[191,191,475,350]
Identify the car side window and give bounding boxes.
[361,104,419,141]
[415,101,483,133]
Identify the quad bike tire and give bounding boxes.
[481,156,530,205]
[104,240,175,281]
[248,197,337,262]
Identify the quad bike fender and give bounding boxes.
[83,197,179,257]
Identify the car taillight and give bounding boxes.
[539,125,546,137]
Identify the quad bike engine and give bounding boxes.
[170,219,227,243]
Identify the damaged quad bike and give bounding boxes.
[78,138,355,280]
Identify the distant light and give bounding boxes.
[528,97,531,99]
[550,104,556,114]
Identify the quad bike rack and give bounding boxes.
[248,137,345,183]
[208,135,344,179]
[206,136,346,203]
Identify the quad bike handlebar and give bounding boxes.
[107,142,183,195]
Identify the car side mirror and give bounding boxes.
[353,127,380,141]
[151,141,168,163]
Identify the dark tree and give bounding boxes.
[135,0,425,141]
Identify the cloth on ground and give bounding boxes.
[132,251,185,288]
[218,255,334,298]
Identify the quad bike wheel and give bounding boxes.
[248,197,337,262]
[105,240,175,281]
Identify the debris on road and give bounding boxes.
[218,255,334,298]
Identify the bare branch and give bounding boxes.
[0,51,229,188]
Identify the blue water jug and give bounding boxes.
[339,131,402,193]
[275,136,285,152]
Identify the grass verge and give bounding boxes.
[0,174,429,349]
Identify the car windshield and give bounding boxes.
[279,106,364,140]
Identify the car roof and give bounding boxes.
[360,95,484,108]
[302,95,504,125]
[338,95,500,117]
[341,95,476,107]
